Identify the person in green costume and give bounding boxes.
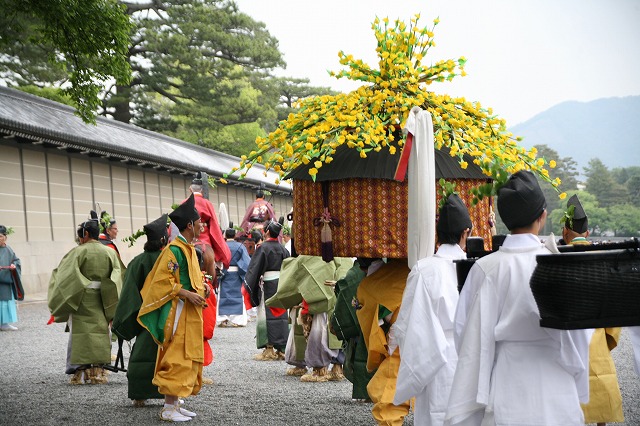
[330,259,376,401]
[112,214,169,406]
[137,194,207,422]
[48,215,124,385]
[266,254,352,381]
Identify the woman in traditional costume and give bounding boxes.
[0,225,22,331]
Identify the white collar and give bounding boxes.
[435,243,467,259]
[501,233,543,249]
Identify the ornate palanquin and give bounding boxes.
[288,137,493,259]
[293,177,492,258]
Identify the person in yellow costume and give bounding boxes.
[562,194,624,426]
[356,258,412,425]
[138,193,208,423]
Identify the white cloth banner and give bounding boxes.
[219,202,229,231]
[405,106,436,269]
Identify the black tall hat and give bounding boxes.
[437,194,472,235]
[265,219,283,236]
[497,170,546,230]
[78,214,99,235]
[144,214,169,242]
[169,193,200,229]
[192,171,203,186]
[565,194,588,233]
[256,183,265,198]
[225,222,236,239]
[86,210,100,229]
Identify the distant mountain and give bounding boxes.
[509,96,640,174]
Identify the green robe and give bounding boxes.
[48,240,124,366]
[112,250,163,400]
[266,255,353,314]
[331,262,374,400]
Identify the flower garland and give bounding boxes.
[227,14,565,203]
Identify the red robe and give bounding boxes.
[187,193,231,268]
[202,280,217,366]
[99,234,120,257]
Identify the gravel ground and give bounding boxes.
[1,298,638,425]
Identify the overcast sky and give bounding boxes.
[234,0,640,126]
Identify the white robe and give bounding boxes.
[446,233,592,426]
[389,244,465,426]
[629,326,640,376]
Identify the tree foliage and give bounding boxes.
[0,0,132,123]
[546,162,640,238]
[109,0,285,131]
[0,0,336,154]
[611,166,640,205]
[265,76,338,123]
[584,158,628,208]
[607,204,640,237]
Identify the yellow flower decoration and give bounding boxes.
[227,14,560,199]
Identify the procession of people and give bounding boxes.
[1,168,638,425]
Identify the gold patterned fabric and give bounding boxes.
[293,178,492,258]
[450,179,493,251]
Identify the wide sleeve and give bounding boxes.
[393,265,448,404]
[47,248,90,321]
[356,282,387,372]
[101,250,125,322]
[112,256,147,340]
[266,202,276,222]
[544,326,593,404]
[7,246,23,300]
[138,248,184,345]
[629,326,640,377]
[244,246,266,307]
[453,263,484,353]
[205,201,231,268]
[240,201,256,233]
[11,247,21,275]
[446,276,500,425]
[237,245,251,277]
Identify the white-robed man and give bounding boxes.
[446,170,592,426]
[389,193,472,426]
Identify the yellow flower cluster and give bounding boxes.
[228,15,560,197]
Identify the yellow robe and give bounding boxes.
[356,259,411,426]
[580,327,624,423]
[138,236,205,397]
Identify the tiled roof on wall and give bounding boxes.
[0,86,291,195]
